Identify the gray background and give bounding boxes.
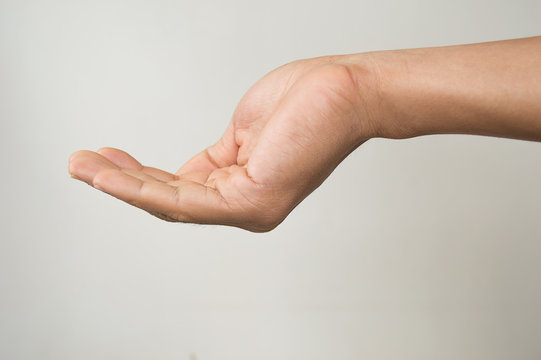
[1,0,540,359]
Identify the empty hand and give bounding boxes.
[68,56,373,232]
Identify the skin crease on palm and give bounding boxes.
[68,37,541,232]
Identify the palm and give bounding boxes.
[69,57,366,231]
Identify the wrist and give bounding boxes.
[335,51,405,142]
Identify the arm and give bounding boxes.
[68,36,541,232]
[352,36,541,141]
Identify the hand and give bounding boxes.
[68,56,376,232]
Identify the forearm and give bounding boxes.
[346,36,541,142]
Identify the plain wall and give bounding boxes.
[1,0,540,359]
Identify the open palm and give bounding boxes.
[69,56,372,232]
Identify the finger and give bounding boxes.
[97,147,142,169]
[93,168,234,225]
[177,122,239,175]
[176,171,212,185]
[141,167,178,182]
[97,147,178,182]
[68,150,119,184]
[113,169,183,222]
[121,167,207,189]
[176,148,221,175]
[120,168,160,183]
[204,166,236,187]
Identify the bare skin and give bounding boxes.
[68,36,541,232]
